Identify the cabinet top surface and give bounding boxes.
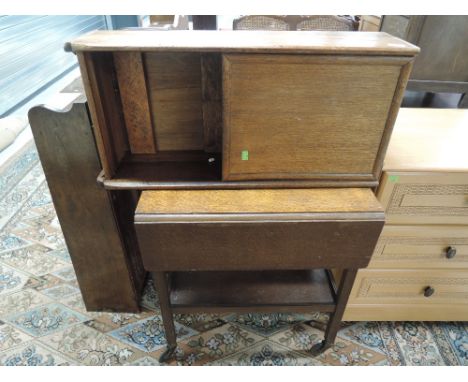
[384,108,468,172]
[70,30,419,55]
[135,188,384,222]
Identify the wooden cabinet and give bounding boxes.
[343,108,468,321]
[70,30,418,188]
[380,15,468,108]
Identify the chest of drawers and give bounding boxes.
[342,108,468,321]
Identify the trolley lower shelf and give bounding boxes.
[167,269,336,314]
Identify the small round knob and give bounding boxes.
[445,246,457,259]
[424,286,435,297]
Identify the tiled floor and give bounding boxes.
[0,143,467,366]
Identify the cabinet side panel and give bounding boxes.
[77,52,115,175]
[371,60,414,180]
[77,52,129,176]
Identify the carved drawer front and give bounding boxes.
[377,172,468,225]
[349,269,468,305]
[369,225,468,269]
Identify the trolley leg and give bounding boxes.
[310,269,358,355]
[153,272,177,362]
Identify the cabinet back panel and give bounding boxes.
[144,52,205,151]
[223,55,403,180]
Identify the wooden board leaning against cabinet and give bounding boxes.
[341,108,468,321]
[28,101,145,312]
[70,30,418,189]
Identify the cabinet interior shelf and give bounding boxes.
[99,159,378,190]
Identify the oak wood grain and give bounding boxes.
[103,173,378,190]
[69,30,419,56]
[144,52,204,151]
[169,270,335,310]
[136,220,383,271]
[135,188,384,216]
[222,54,409,181]
[135,188,384,271]
[77,52,128,176]
[28,102,144,312]
[371,60,414,180]
[200,53,222,152]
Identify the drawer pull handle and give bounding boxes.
[445,246,457,259]
[424,286,435,297]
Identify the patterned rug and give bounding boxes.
[0,143,467,366]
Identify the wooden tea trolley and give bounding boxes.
[134,188,385,360]
[69,30,418,361]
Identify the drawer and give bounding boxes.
[369,225,468,269]
[134,188,384,271]
[347,269,468,306]
[343,303,468,321]
[377,172,468,224]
